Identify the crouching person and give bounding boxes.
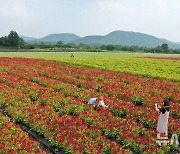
[98,96,109,109]
[88,96,108,110]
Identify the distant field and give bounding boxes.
[0,51,180,58]
[0,51,180,81]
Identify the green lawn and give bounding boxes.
[0,51,180,59]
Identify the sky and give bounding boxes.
[0,0,180,42]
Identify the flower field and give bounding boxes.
[0,57,179,153]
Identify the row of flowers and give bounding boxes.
[0,110,47,153]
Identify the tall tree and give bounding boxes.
[56,41,64,48]
[7,30,20,47]
[161,43,169,53]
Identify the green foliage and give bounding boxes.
[171,111,180,120]
[137,116,156,129]
[85,117,93,126]
[53,84,66,91]
[82,95,89,103]
[65,105,79,116]
[96,75,105,82]
[39,99,49,106]
[29,92,40,101]
[8,31,20,47]
[12,111,24,122]
[76,83,83,88]
[133,127,146,136]
[56,41,64,48]
[29,77,40,84]
[101,146,111,154]
[95,84,103,92]
[110,108,127,117]
[79,105,88,112]
[130,96,143,106]
[0,99,6,108]
[161,43,169,53]
[0,118,2,126]
[102,128,121,140]
[72,92,79,98]
[63,90,72,97]
[54,99,70,112]
[106,45,115,50]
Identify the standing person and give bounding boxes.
[71,53,74,58]
[155,98,170,137]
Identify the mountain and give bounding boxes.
[20,35,37,41]
[37,33,80,43]
[22,33,80,43]
[73,35,107,46]
[73,31,180,49]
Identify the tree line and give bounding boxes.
[0,30,179,54]
[0,31,26,48]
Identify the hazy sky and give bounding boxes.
[0,0,180,42]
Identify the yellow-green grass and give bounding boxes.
[0,51,180,58]
[0,51,180,81]
[57,57,180,82]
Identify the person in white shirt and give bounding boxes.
[88,98,98,107]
